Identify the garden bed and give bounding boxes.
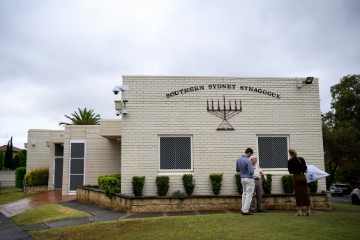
[76,186,332,213]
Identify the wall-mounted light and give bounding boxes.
[46,141,50,147]
[296,77,314,89]
[114,100,128,116]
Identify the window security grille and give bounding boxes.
[54,144,64,189]
[258,136,288,168]
[160,137,191,170]
[69,142,85,191]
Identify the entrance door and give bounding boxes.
[54,144,64,189]
[69,142,85,192]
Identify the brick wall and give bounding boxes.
[120,76,325,196]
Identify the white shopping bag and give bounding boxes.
[305,165,330,183]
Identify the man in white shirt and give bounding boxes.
[250,155,267,213]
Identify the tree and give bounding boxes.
[59,108,101,126]
[4,137,14,169]
[323,74,360,187]
[0,151,4,170]
[330,74,360,130]
[13,150,27,169]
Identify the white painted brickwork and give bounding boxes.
[120,76,325,196]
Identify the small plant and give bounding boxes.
[281,175,293,194]
[182,174,195,196]
[172,190,186,198]
[156,176,170,196]
[262,174,272,194]
[98,174,121,199]
[209,173,223,195]
[23,167,49,186]
[132,176,145,197]
[308,180,318,193]
[15,167,26,188]
[234,173,242,194]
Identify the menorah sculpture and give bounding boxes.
[207,95,242,131]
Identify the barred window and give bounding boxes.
[160,136,192,171]
[69,142,85,191]
[258,136,288,168]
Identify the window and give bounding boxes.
[258,136,288,168]
[69,142,85,191]
[159,136,192,171]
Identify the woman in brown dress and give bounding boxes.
[288,148,311,216]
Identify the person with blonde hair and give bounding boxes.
[288,148,311,216]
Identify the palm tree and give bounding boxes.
[59,108,101,126]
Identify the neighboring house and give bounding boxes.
[26,76,325,196]
[0,145,23,158]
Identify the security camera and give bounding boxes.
[123,100,128,103]
[113,86,121,95]
[112,85,129,95]
[121,109,128,115]
[115,110,121,116]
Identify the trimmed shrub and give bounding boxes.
[281,175,293,194]
[132,176,145,196]
[308,180,318,193]
[156,176,170,196]
[24,167,49,186]
[262,174,272,194]
[209,173,223,195]
[182,174,195,196]
[15,167,26,188]
[98,174,121,198]
[234,173,242,194]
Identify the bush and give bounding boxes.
[234,173,242,194]
[132,176,145,196]
[172,190,186,198]
[308,180,318,193]
[182,174,195,196]
[15,167,26,188]
[281,175,293,194]
[209,173,223,195]
[156,176,170,196]
[24,167,49,186]
[262,174,272,194]
[98,174,121,198]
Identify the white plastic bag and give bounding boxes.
[305,165,330,183]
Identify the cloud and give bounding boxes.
[0,0,359,148]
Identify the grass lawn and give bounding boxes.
[29,209,360,240]
[11,204,91,226]
[0,187,36,204]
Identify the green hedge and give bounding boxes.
[182,174,195,196]
[24,167,49,186]
[262,174,272,194]
[132,176,145,196]
[98,174,121,198]
[156,176,169,196]
[209,173,223,195]
[281,175,293,194]
[308,180,318,193]
[234,173,242,194]
[15,167,26,188]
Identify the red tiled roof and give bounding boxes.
[0,145,23,152]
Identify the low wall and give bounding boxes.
[0,170,15,187]
[24,185,49,193]
[77,186,332,213]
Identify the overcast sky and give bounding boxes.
[1,0,359,149]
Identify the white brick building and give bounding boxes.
[26,76,325,196]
